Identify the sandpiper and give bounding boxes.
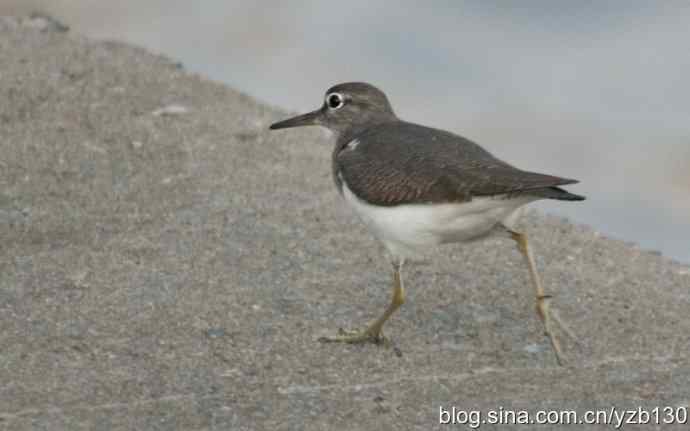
[269,82,584,364]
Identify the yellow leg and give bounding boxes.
[509,230,566,365]
[319,261,405,345]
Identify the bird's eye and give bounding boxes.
[326,93,344,110]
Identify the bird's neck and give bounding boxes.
[337,118,399,144]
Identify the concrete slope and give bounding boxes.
[1,15,688,431]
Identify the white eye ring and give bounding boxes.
[325,92,344,110]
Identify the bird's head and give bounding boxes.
[269,82,397,136]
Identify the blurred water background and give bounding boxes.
[3,1,689,263]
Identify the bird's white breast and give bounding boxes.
[341,182,536,260]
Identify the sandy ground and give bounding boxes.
[1,16,689,430]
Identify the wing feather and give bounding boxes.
[336,121,577,206]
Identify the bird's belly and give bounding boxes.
[342,183,535,258]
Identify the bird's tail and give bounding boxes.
[532,186,585,201]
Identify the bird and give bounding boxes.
[269,82,584,365]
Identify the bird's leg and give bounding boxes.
[509,230,567,365]
[319,260,405,345]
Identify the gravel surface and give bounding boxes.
[1,15,689,430]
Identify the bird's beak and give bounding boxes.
[269,109,322,130]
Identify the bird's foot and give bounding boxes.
[535,295,581,366]
[318,327,389,346]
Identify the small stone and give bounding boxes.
[26,13,70,33]
[524,343,545,354]
[206,328,225,338]
[152,104,188,116]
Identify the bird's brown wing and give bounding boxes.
[336,121,578,206]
